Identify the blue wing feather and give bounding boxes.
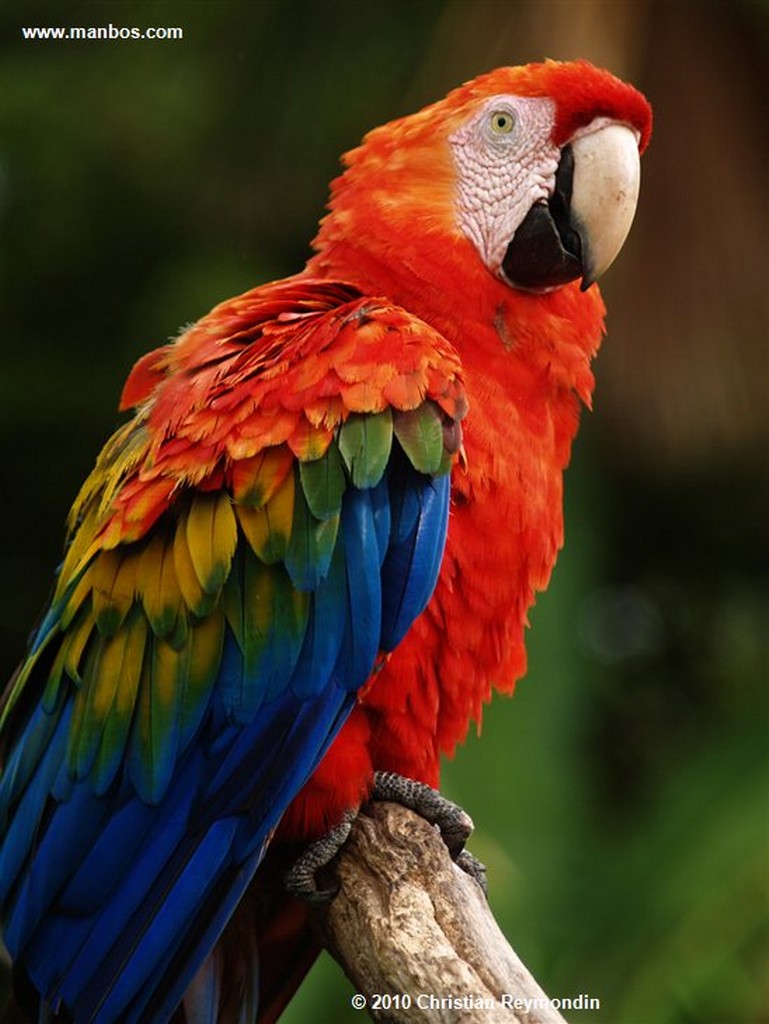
[37,775,200,1005]
[0,704,71,905]
[381,463,451,651]
[80,818,241,1023]
[0,425,454,1024]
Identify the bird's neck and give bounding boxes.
[306,235,606,464]
[307,232,608,738]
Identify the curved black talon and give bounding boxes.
[284,810,356,902]
[371,771,474,857]
[456,849,488,898]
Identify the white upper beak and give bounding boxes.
[570,123,641,288]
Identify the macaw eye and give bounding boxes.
[489,110,515,135]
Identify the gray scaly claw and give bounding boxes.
[285,773,485,902]
[455,849,488,898]
[371,771,474,857]
[284,810,356,902]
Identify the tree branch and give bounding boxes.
[312,802,568,1023]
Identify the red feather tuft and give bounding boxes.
[119,347,168,410]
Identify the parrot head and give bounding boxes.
[311,60,652,299]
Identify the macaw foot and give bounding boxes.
[455,848,488,895]
[372,772,487,896]
[284,809,357,903]
[285,771,486,901]
[370,771,472,856]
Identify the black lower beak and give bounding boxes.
[501,144,585,292]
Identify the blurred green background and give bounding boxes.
[1,2,767,1022]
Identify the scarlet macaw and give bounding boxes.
[0,61,651,1022]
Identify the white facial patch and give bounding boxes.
[449,96,561,272]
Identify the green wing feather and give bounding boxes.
[0,287,466,812]
[338,409,393,487]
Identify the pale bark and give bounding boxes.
[314,802,568,1024]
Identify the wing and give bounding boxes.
[0,276,466,1023]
